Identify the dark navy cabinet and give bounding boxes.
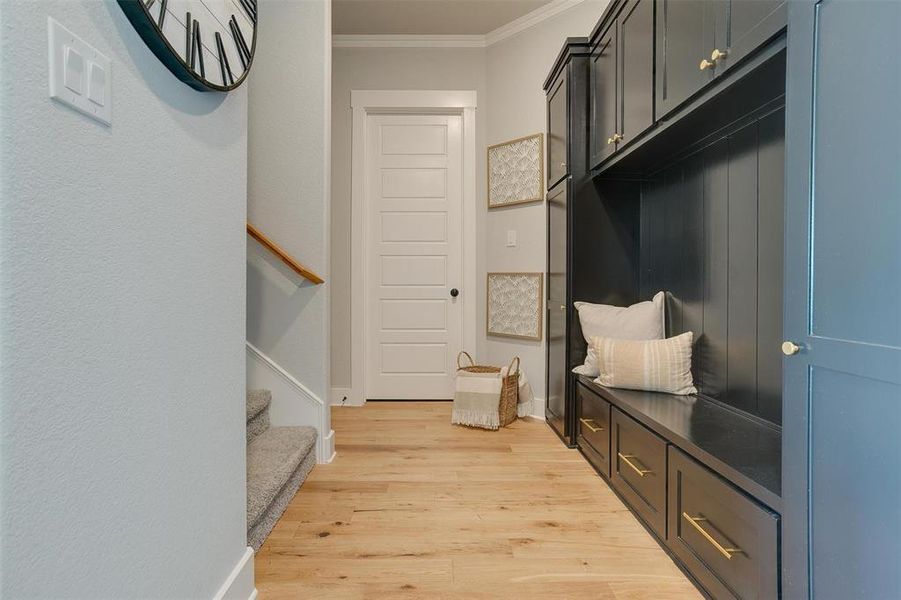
[589,24,617,166]
[721,0,786,74]
[547,72,569,189]
[655,0,718,119]
[656,0,785,119]
[542,0,901,596]
[546,180,568,440]
[589,0,654,169]
[544,39,593,447]
[618,0,655,147]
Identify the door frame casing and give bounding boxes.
[348,90,478,405]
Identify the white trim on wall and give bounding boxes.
[333,34,486,48]
[349,90,478,406]
[322,0,334,443]
[246,342,336,463]
[212,547,256,600]
[485,0,586,45]
[332,0,587,48]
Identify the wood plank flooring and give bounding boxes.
[254,402,701,599]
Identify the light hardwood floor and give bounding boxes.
[254,402,701,599]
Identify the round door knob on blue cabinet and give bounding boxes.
[782,341,801,356]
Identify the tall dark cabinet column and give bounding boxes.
[544,39,590,446]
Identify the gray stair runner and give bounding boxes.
[246,389,317,551]
[246,389,271,444]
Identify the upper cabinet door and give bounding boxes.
[619,0,655,146]
[718,0,786,74]
[589,26,618,168]
[547,72,569,189]
[655,0,720,118]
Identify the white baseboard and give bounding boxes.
[330,386,363,406]
[213,547,255,600]
[247,342,333,464]
[530,396,546,420]
[323,428,336,463]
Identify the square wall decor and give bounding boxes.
[486,272,543,341]
[487,133,544,208]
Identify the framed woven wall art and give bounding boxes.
[487,133,544,208]
[486,272,543,341]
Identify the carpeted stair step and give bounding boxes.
[246,390,271,445]
[246,425,317,551]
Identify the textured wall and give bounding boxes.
[247,0,331,404]
[0,1,248,597]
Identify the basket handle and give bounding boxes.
[457,351,475,369]
[507,356,520,376]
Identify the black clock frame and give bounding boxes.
[118,0,256,93]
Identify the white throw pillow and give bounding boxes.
[590,332,697,395]
[572,292,665,377]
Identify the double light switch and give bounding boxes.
[48,17,111,125]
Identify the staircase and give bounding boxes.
[246,389,317,550]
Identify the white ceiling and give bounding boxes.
[332,0,555,35]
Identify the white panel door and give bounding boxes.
[365,115,463,399]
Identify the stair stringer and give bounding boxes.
[245,342,335,463]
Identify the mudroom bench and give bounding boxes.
[576,376,782,599]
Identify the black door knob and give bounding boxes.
[450,288,459,298]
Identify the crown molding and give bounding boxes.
[485,0,586,46]
[332,34,486,48]
[332,0,588,48]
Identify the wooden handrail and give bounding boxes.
[247,223,325,285]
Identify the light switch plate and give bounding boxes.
[48,17,111,125]
[506,230,517,247]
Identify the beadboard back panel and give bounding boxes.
[639,107,785,424]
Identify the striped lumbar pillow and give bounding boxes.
[590,332,697,395]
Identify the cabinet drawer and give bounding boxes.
[576,383,611,476]
[611,408,667,537]
[667,447,779,599]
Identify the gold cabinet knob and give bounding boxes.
[610,133,623,143]
[710,48,728,62]
[606,136,615,145]
[559,305,566,311]
[782,341,802,356]
[699,58,715,71]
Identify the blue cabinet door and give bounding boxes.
[783,1,901,598]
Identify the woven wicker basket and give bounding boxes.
[456,352,520,427]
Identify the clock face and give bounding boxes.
[118,0,257,92]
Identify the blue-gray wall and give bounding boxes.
[0,1,248,596]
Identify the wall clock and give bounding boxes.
[118,0,257,92]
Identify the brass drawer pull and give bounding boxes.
[617,452,651,477]
[682,512,744,560]
[579,418,604,433]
